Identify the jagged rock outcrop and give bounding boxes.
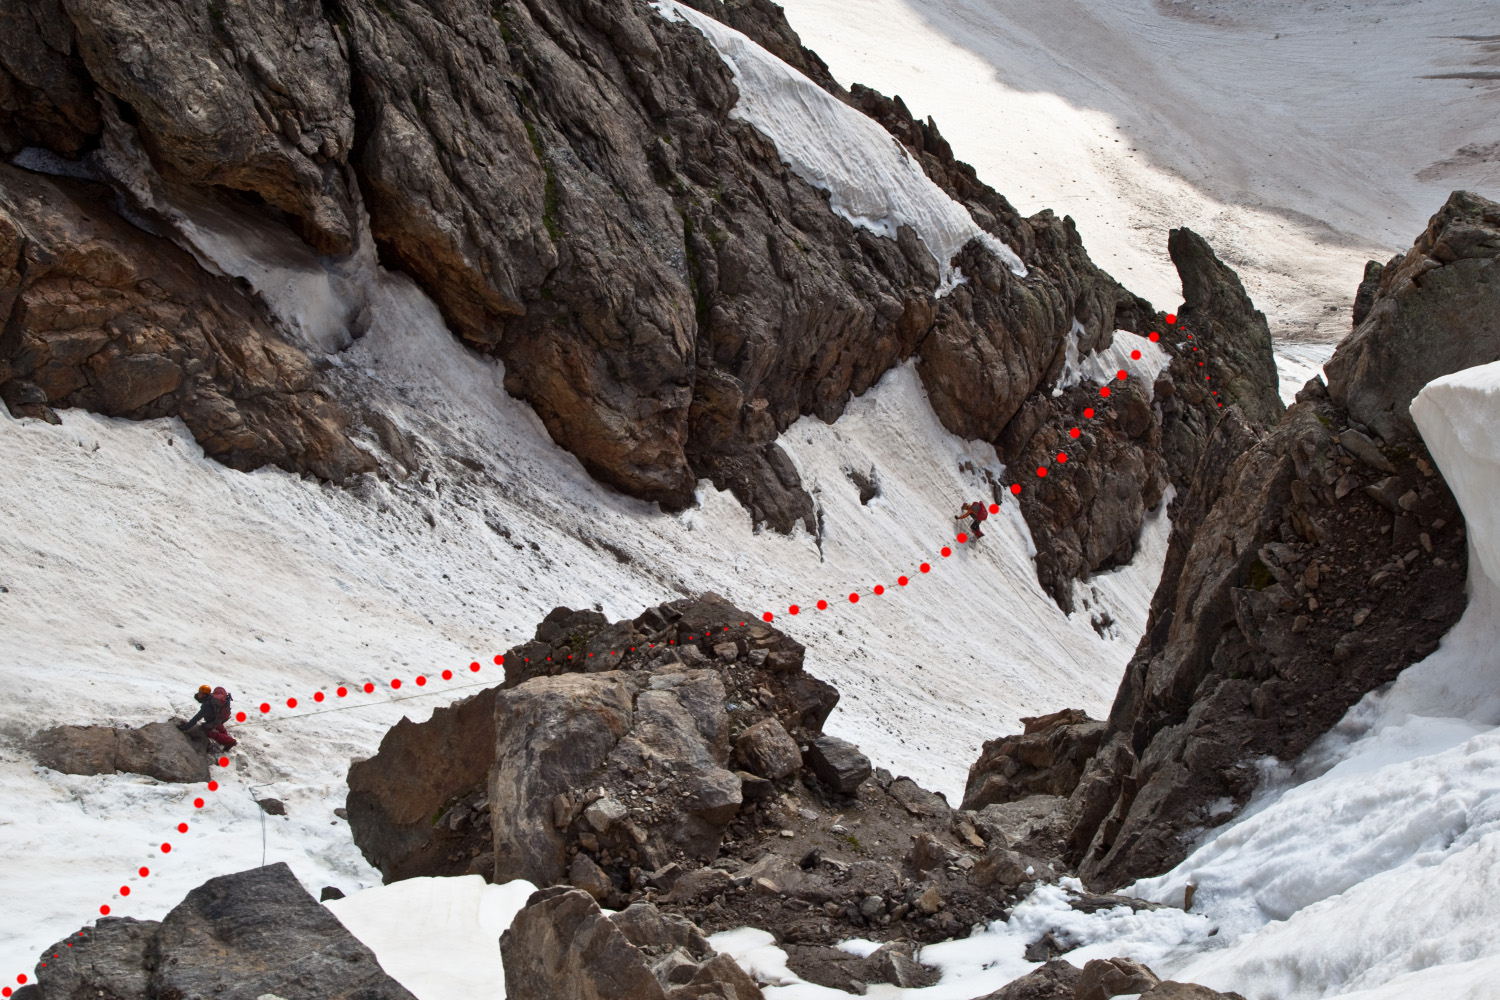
[1055,195,1489,889]
[30,721,210,783]
[27,864,415,1000]
[0,163,370,480]
[962,709,1105,811]
[1,0,1178,553]
[997,229,1283,609]
[1325,190,1500,443]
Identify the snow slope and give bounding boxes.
[774,0,1499,340]
[659,0,1025,288]
[0,194,1166,974]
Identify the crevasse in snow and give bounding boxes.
[657,0,1026,292]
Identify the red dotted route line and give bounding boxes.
[7,315,1219,993]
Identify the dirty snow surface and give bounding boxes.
[775,0,1499,341]
[0,205,1165,973]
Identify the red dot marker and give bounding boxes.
[217,757,228,767]
[941,547,952,557]
[1010,483,1021,495]
[762,612,773,622]
[1057,453,1068,463]
[957,532,968,544]
[1084,407,1095,418]
[874,585,885,595]
[920,563,931,573]
[259,703,270,714]
[391,678,402,689]
[494,655,504,665]
[207,781,218,791]
[1070,427,1081,439]
[100,905,110,915]
[442,669,452,680]
[363,682,374,693]
[1149,331,1160,342]
[161,843,171,853]
[988,503,999,514]
[194,798,204,808]
[139,867,149,877]
[1100,387,1111,398]
[313,691,324,703]
[337,686,348,697]
[1166,314,1177,324]
[1117,369,1127,380]
[849,592,859,603]
[817,599,828,610]
[6,985,14,996]
[1131,350,1141,360]
[1037,467,1048,477]
[235,711,246,722]
[177,823,188,833]
[789,604,800,615]
[287,698,297,709]
[120,886,130,896]
[416,676,427,686]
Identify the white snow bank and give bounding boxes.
[325,876,535,1000]
[657,1,1025,291]
[1054,326,1168,403]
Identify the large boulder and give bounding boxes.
[345,688,499,881]
[30,864,415,1000]
[31,721,208,783]
[500,887,763,1000]
[971,959,1081,1000]
[962,708,1106,811]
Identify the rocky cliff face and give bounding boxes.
[972,192,1498,890]
[3,0,1201,579]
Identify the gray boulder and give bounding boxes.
[31,864,414,1000]
[805,736,871,795]
[1076,957,1161,1000]
[734,717,801,780]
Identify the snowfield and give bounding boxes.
[774,0,1499,341]
[0,197,1165,973]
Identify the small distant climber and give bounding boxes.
[179,685,237,749]
[955,500,988,539]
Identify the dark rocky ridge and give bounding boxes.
[957,192,1497,891]
[1,0,1215,596]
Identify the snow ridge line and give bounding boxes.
[3,319,1210,992]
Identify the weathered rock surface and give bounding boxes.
[345,687,498,882]
[1076,956,1160,1000]
[962,709,1105,811]
[1326,190,1500,443]
[805,735,872,796]
[0,163,369,481]
[30,721,209,783]
[999,229,1283,610]
[29,864,415,1000]
[1057,197,1485,889]
[972,959,1080,1000]
[1,0,1186,556]
[500,887,764,1000]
